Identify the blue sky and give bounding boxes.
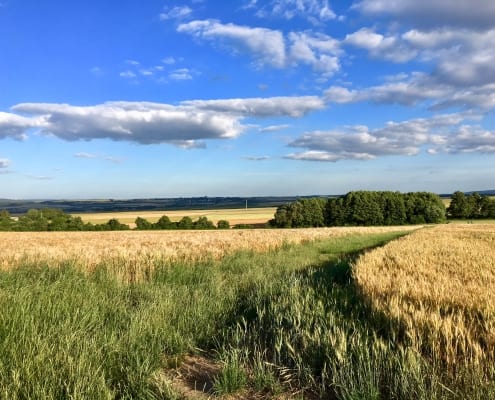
[1,0,494,199]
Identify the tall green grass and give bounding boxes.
[0,232,493,399]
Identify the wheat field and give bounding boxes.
[0,226,418,282]
[354,224,495,368]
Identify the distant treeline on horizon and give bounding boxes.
[1,191,493,232]
[1,190,494,215]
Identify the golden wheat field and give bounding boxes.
[73,207,277,227]
[0,226,417,281]
[354,224,495,367]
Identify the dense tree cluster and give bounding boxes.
[270,191,446,227]
[447,191,495,219]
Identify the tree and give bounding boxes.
[155,215,175,230]
[194,216,215,230]
[135,217,152,230]
[325,198,346,226]
[0,210,14,231]
[106,218,130,230]
[447,191,470,218]
[177,216,193,230]
[217,219,230,229]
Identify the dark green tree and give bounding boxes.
[194,216,215,230]
[447,191,471,219]
[217,219,230,229]
[135,217,152,230]
[154,215,175,230]
[177,216,193,230]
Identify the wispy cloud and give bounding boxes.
[242,155,270,161]
[160,6,192,21]
[24,173,53,180]
[259,124,290,132]
[74,152,123,163]
[0,158,10,168]
[252,0,336,24]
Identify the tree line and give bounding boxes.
[0,209,231,231]
[447,191,495,219]
[270,191,447,227]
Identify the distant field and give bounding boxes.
[73,207,278,227]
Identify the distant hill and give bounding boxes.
[0,196,332,215]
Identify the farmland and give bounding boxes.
[0,224,494,399]
[73,207,277,227]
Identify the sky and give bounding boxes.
[1,0,494,199]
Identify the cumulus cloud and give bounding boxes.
[429,126,495,154]
[354,0,495,29]
[288,32,340,75]
[325,72,495,111]
[345,28,416,62]
[0,111,43,140]
[178,19,341,77]
[12,102,244,146]
[178,20,286,68]
[6,96,323,148]
[286,113,489,161]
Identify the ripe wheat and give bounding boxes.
[354,224,495,368]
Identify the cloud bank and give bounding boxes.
[1,96,324,148]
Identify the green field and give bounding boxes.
[73,207,277,227]
[1,228,494,399]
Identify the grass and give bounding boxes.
[0,225,494,399]
[73,207,278,227]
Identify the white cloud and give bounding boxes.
[8,96,323,147]
[178,20,287,68]
[254,0,336,23]
[162,57,176,65]
[429,126,495,154]
[183,96,325,117]
[160,6,192,21]
[12,102,244,146]
[0,111,43,140]
[243,156,270,161]
[120,70,136,79]
[0,158,10,168]
[354,0,495,29]
[169,68,193,81]
[286,113,488,161]
[345,28,417,62]
[178,20,341,77]
[288,32,340,76]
